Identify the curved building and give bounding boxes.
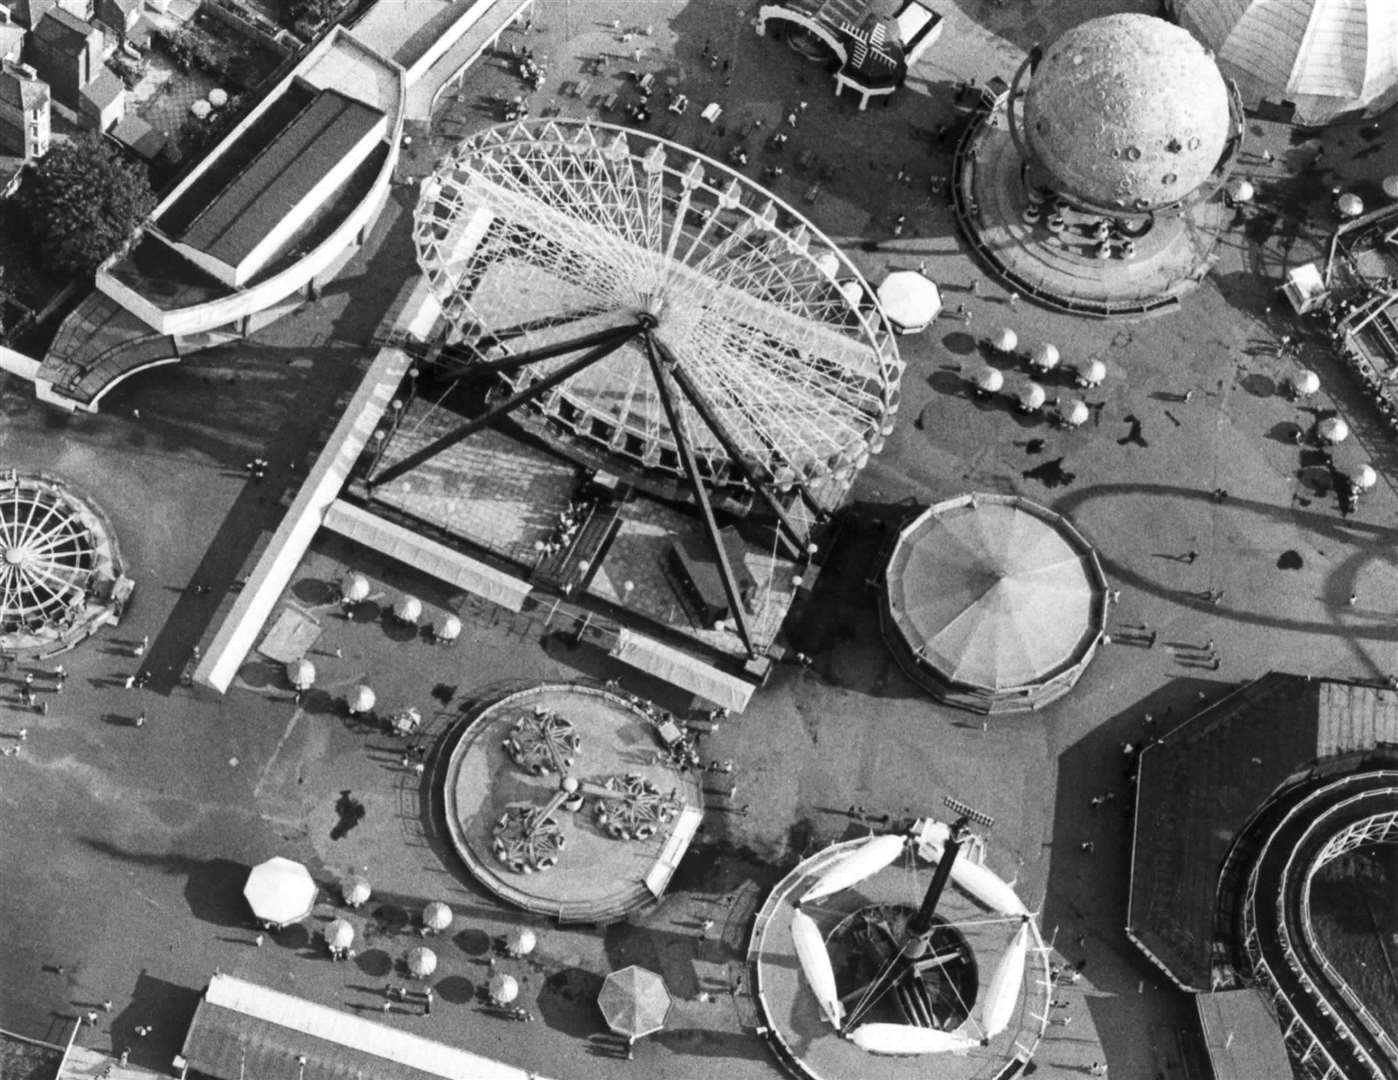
[1016,13,1235,214]
[1170,0,1398,125]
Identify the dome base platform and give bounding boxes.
[952,113,1226,320]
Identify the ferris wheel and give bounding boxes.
[388,118,902,527]
[0,474,106,634]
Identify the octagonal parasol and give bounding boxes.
[1061,399,1090,427]
[1016,382,1046,412]
[1076,359,1107,387]
[341,875,371,907]
[1318,416,1350,443]
[489,972,519,1004]
[393,595,422,623]
[883,494,1107,712]
[1337,193,1364,219]
[972,366,1004,394]
[1028,342,1060,371]
[1386,175,1398,201]
[1227,178,1254,204]
[433,613,462,642]
[422,901,453,932]
[506,927,537,957]
[244,857,316,929]
[348,685,376,715]
[876,271,942,334]
[407,946,437,978]
[990,327,1018,353]
[1294,370,1320,396]
[599,965,672,1040]
[208,87,228,108]
[326,918,355,951]
[286,658,316,691]
[341,572,370,604]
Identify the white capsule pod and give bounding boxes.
[849,1023,980,1055]
[791,910,844,1027]
[981,919,1030,1039]
[803,834,907,903]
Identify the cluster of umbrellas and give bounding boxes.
[340,571,461,642]
[969,337,1101,425]
[246,857,671,1041]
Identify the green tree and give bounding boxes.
[18,135,155,276]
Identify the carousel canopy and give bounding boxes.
[877,271,942,334]
[243,857,316,929]
[1174,0,1398,125]
[599,966,672,1039]
[884,494,1107,695]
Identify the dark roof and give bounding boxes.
[1127,673,1323,990]
[167,87,383,268]
[111,113,165,160]
[1195,991,1291,1080]
[80,67,122,110]
[0,68,48,112]
[33,5,93,53]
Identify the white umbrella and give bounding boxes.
[286,658,316,690]
[802,835,906,903]
[1028,342,1060,370]
[341,572,370,603]
[876,271,942,334]
[208,87,228,108]
[394,595,422,623]
[1227,178,1254,203]
[1017,382,1046,412]
[1352,464,1378,491]
[973,366,1004,394]
[506,927,537,957]
[1061,399,1090,427]
[1337,192,1364,218]
[407,946,437,978]
[348,684,376,715]
[489,972,519,1004]
[838,279,864,305]
[433,613,462,642]
[990,327,1018,353]
[326,918,354,951]
[981,920,1030,1038]
[422,901,453,932]
[813,251,840,277]
[341,875,371,907]
[1077,359,1107,387]
[243,857,317,929]
[1385,175,1398,201]
[1294,369,1320,396]
[190,99,211,119]
[1318,416,1349,443]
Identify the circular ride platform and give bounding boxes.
[0,472,129,656]
[443,682,704,921]
[748,833,1049,1080]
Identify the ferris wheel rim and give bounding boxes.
[412,118,903,485]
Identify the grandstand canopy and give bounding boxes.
[1173,0,1398,124]
[880,493,1106,714]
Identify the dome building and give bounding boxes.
[1168,0,1398,126]
[1011,13,1241,215]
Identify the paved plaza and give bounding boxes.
[2,1,1398,1080]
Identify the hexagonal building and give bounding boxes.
[1012,13,1238,215]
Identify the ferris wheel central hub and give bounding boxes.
[3,547,24,566]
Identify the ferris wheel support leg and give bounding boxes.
[660,343,809,559]
[646,335,759,659]
[368,325,643,490]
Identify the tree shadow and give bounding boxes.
[536,966,605,1037]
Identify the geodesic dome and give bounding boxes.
[1172,0,1398,125]
[1020,14,1232,213]
[412,119,903,493]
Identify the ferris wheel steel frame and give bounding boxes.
[372,120,901,659]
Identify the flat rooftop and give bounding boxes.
[350,0,493,70]
[158,85,384,268]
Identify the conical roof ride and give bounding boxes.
[882,494,1107,714]
[1172,0,1398,125]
